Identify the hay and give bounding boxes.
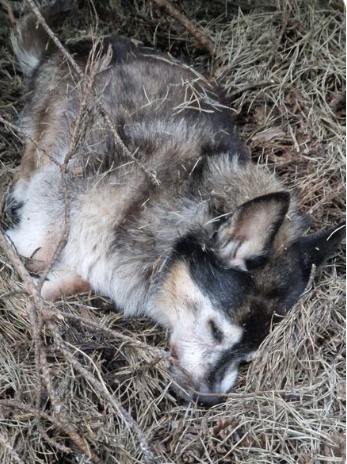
[0,0,345,463]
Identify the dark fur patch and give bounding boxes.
[173,232,254,315]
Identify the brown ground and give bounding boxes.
[0,1,345,463]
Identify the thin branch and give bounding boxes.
[49,322,157,464]
[38,426,73,455]
[0,400,103,464]
[151,0,215,55]
[0,433,26,464]
[0,229,41,303]
[37,42,104,289]
[228,80,278,100]
[24,0,83,77]
[23,0,160,187]
[42,308,170,360]
[0,115,61,168]
[267,14,289,68]
[97,105,160,185]
[0,227,102,464]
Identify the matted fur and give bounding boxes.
[6,4,343,403]
[3,2,342,462]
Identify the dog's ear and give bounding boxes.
[294,224,345,272]
[216,192,290,270]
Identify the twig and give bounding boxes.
[38,426,73,455]
[0,226,102,464]
[0,229,41,302]
[24,0,83,77]
[0,400,103,464]
[42,308,171,360]
[1,9,164,460]
[0,116,57,166]
[0,0,16,29]
[97,105,160,185]
[301,264,317,296]
[228,80,277,100]
[151,0,215,55]
[37,42,105,289]
[267,14,289,68]
[0,228,49,429]
[49,322,157,464]
[0,433,26,464]
[0,115,26,136]
[0,218,49,416]
[23,0,159,187]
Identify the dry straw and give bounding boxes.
[0,0,345,463]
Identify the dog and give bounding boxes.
[5,2,344,404]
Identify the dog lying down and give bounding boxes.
[5,2,344,404]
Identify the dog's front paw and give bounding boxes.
[4,179,30,224]
[4,194,24,224]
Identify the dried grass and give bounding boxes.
[0,0,345,463]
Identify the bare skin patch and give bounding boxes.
[41,270,91,301]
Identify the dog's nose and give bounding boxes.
[193,383,226,406]
[194,392,224,406]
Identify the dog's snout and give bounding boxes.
[192,383,226,406]
[194,392,224,406]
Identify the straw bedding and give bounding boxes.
[0,1,345,463]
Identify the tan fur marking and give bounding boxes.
[155,261,196,327]
[15,108,58,186]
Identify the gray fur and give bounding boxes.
[6,5,344,403]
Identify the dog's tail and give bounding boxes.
[11,1,75,76]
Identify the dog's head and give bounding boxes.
[152,192,344,404]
